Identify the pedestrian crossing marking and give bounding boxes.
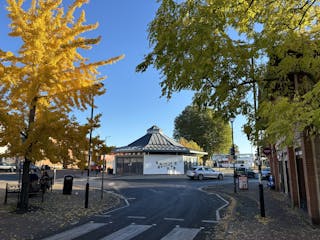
[98,224,152,240]
[160,227,201,240]
[41,222,106,240]
[41,221,204,240]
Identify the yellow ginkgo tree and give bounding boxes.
[0,0,123,211]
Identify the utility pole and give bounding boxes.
[230,117,237,193]
[252,57,265,217]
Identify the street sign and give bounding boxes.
[239,175,248,190]
[263,147,272,155]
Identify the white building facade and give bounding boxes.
[113,126,205,175]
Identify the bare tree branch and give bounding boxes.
[298,0,316,26]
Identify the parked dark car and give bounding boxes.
[261,167,271,180]
[41,165,51,171]
[18,162,41,175]
[236,167,257,178]
[245,168,257,178]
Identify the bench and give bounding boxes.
[4,183,20,204]
[4,177,53,204]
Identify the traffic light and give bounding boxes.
[230,147,235,156]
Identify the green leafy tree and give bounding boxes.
[136,0,320,148]
[174,105,231,162]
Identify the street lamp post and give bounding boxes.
[85,94,94,209]
[251,57,265,217]
[230,117,237,193]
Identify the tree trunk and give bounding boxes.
[203,155,209,166]
[17,159,31,212]
[17,101,36,212]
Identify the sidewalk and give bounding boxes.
[0,179,123,240]
[205,181,320,240]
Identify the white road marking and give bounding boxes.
[101,191,130,214]
[201,220,218,223]
[127,216,147,219]
[41,222,106,240]
[214,193,229,221]
[95,214,111,218]
[160,227,201,240]
[127,197,136,200]
[198,187,229,221]
[163,217,184,222]
[99,224,152,240]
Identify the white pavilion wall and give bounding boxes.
[144,154,184,174]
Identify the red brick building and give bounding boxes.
[269,133,320,224]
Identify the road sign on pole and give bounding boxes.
[263,147,272,155]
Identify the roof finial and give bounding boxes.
[147,125,162,134]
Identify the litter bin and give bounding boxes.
[107,168,113,175]
[63,175,73,195]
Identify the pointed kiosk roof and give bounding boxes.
[114,125,198,154]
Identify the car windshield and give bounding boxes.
[1,163,13,166]
[191,167,203,171]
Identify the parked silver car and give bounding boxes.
[186,166,224,180]
[0,162,16,172]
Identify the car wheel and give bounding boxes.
[198,174,204,180]
[218,174,223,180]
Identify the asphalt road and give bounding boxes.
[0,171,240,239]
[40,176,232,240]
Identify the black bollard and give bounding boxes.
[259,183,265,217]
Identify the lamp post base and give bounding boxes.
[233,164,237,193]
[85,182,89,208]
[259,183,265,217]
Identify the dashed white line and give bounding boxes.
[164,217,184,222]
[201,220,218,223]
[127,216,147,219]
[95,214,112,218]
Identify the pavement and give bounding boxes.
[0,176,124,240]
[206,180,320,240]
[0,170,319,239]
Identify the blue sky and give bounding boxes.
[0,0,253,154]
